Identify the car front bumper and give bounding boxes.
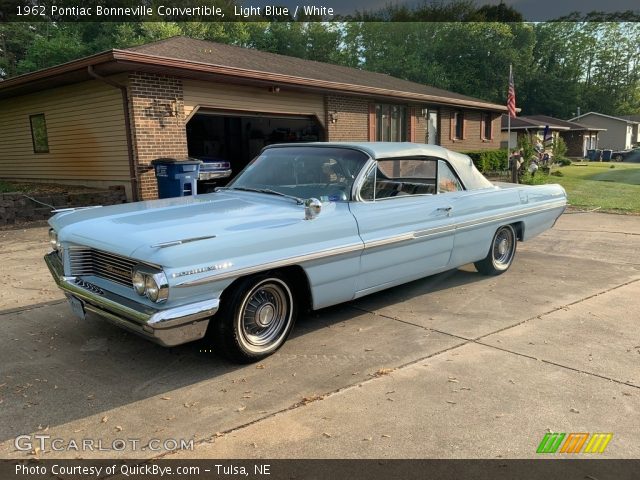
[44,252,218,347]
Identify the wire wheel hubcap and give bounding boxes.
[493,228,515,268]
[239,279,292,351]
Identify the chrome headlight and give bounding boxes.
[48,229,59,251]
[132,270,146,295]
[131,266,169,303]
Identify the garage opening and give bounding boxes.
[186,110,324,189]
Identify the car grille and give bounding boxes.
[68,247,136,288]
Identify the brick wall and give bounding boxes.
[325,95,370,141]
[128,73,188,200]
[439,107,501,152]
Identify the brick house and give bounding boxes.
[0,37,507,201]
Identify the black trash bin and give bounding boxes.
[151,158,202,199]
[602,149,613,161]
[586,149,596,160]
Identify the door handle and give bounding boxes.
[436,206,453,216]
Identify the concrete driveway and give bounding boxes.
[0,212,638,459]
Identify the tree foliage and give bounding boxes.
[1,16,639,118]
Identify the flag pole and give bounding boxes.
[508,64,518,183]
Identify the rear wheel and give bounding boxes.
[210,273,297,363]
[474,225,517,276]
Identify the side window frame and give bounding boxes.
[29,113,50,154]
[437,159,466,194]
[357,156,460,202]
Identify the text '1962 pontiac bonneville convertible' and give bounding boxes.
[45,142,566,362]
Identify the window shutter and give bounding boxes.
[368,104,376,141]
[450,112,455,141]
[409,107,416,142]
[489,115,494,140]
[462,114,467,140]
[480,115,485,140]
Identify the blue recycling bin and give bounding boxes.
[602,149,613,161]
[151,158,202,199]
[586,149,595,160]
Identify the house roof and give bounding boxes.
[0,36,506,111]
[620,114,640,123]
[570,112,639,125]
[501,114,606,131]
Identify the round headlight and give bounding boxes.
[145,275,160,302]
[49,229,58,251]
[132,270,146,296]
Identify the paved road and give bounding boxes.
[0,213,638,459]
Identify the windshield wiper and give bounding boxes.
[217,186,304,205]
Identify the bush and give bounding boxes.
[463,149,508,172]
[552,136,568,159]
[610,164,616,169]
[558,157,572,166]
[551,171,564,177]
[520,171,548,185]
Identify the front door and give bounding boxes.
[349,157,464,296]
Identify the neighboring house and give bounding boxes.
[619,114,640,146]
[501,115,604,158]
[570,112,639,151]
[0,36,506,201]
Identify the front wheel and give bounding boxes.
[209,273,297,363]
[474,225,517,276]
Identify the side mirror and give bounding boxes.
[304,198,322,220]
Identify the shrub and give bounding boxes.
[610,164,616,169]
[552,136,568,159]
[558,158,572,166]
[462,149,508,172]
[520,171,548,185]
[551,171,564,177]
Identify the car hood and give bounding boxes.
[51,191,305,258]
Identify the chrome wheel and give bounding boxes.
[237,278,293,354]
[474,224,517,276]
[492,227,515,269]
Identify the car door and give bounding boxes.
[349,157,464,297]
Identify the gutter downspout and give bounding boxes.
[87,65,139,201]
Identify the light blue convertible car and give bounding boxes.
[45,143,566,362]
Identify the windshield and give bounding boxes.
[228,146,370,202]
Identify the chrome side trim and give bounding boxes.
[51,205,103,214]
[151,235,217,248]
[174,200,565,288]
[175,242,364,287]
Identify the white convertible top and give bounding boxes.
[268,142,495,191]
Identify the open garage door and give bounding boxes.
[186,110,324,188]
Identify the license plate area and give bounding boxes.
[66,295,86,321]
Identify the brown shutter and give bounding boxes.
[368,104,376,141]
[490,114,494,140]
[462,113,467,140]
[480,115,485,140]
[450,112,455,141]
[409,107,416,142]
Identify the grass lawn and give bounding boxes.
[544,162,640,213]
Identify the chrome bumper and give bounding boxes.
[44,252,218,347]
[199,169,232,181]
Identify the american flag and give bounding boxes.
[507,65,516,118]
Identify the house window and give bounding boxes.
[452,111,464,140]
[30,114,49,153]
[375,104,407,142]
[482,113,493,140]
